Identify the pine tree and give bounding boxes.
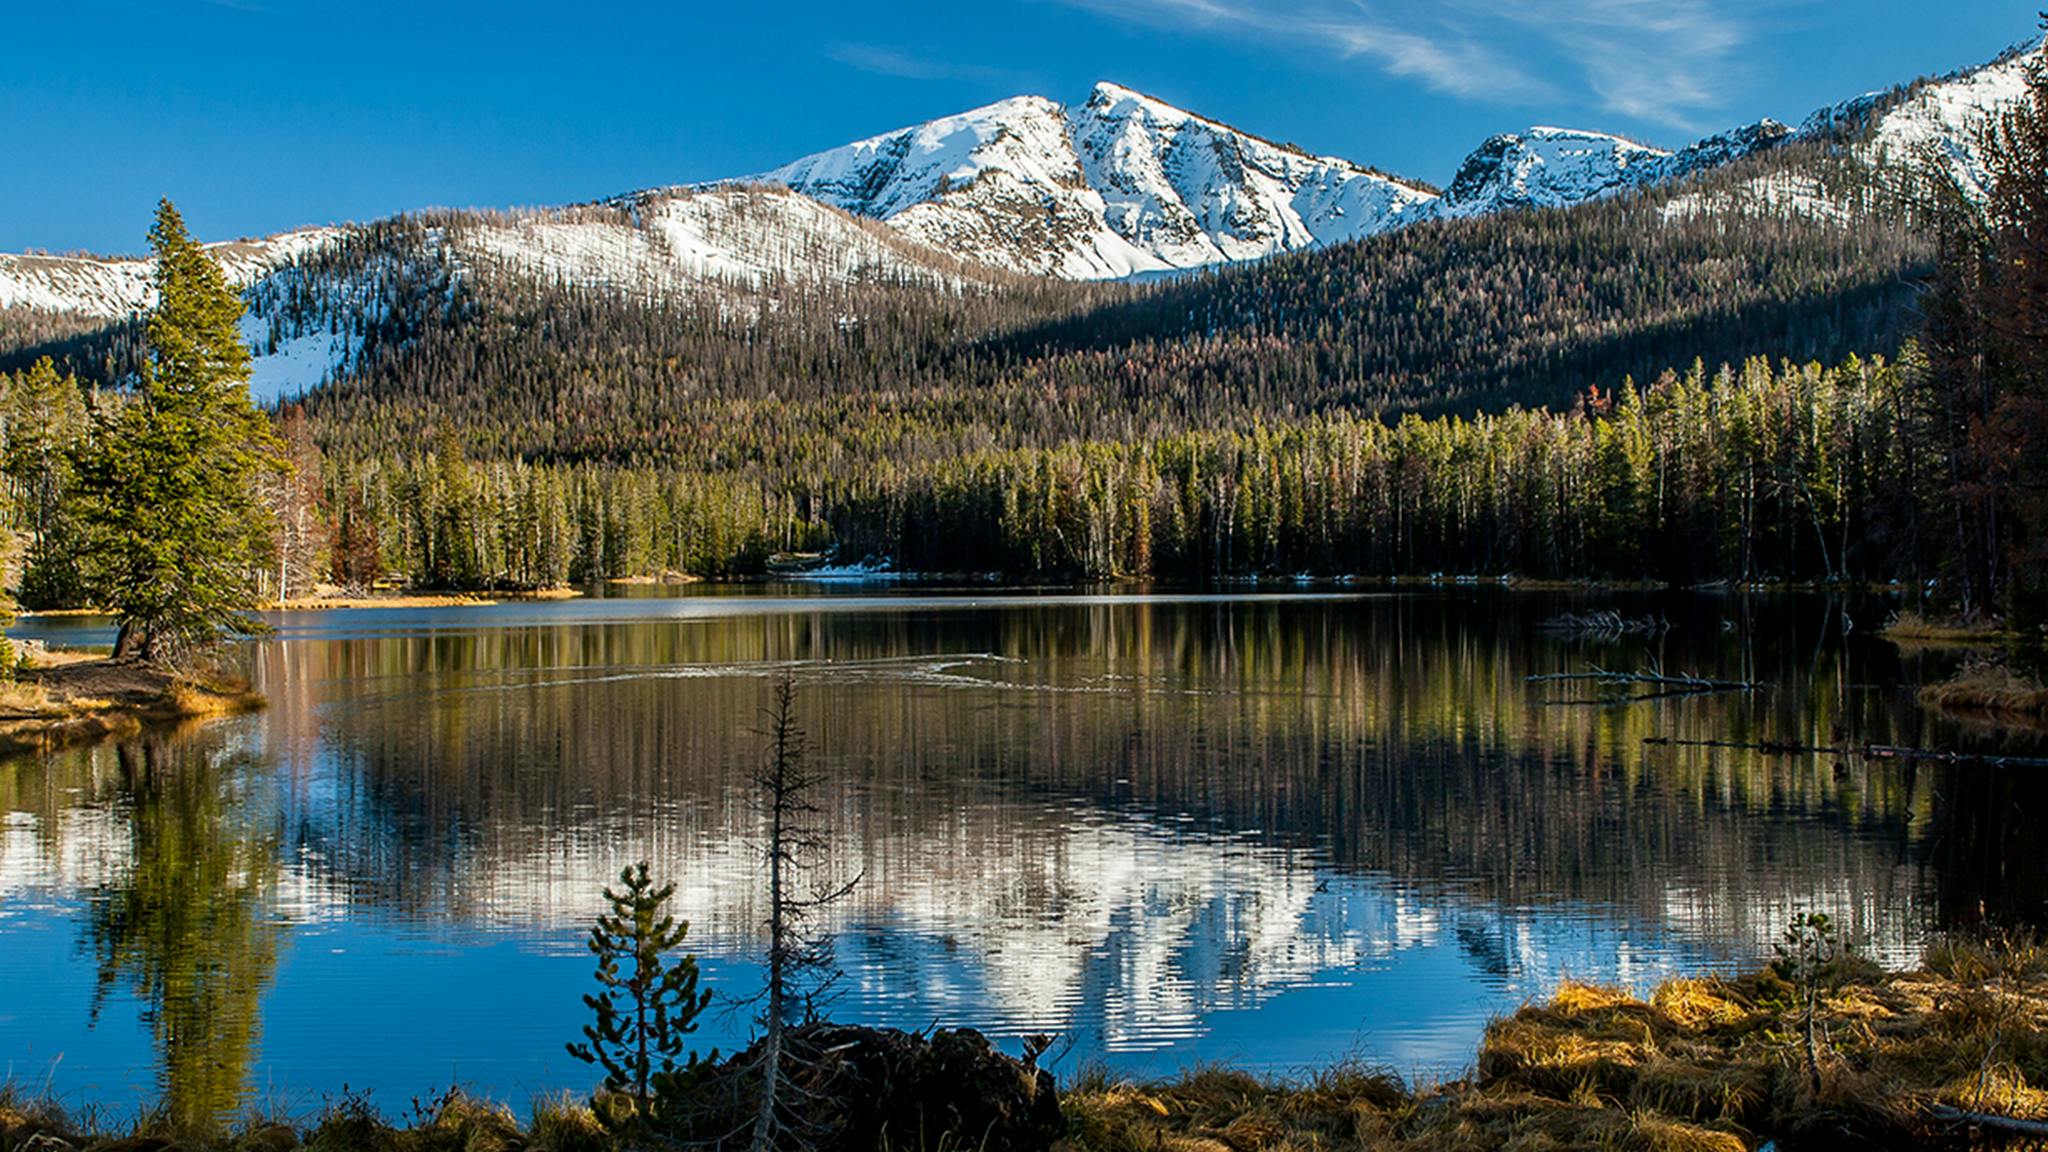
[74,200,280,662]
[567,862,713,1112]
[4,357,87,609]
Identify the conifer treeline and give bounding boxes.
[0,347,1961,591]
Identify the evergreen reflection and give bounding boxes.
[82,737,281,1125]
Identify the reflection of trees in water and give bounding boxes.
[82,739,281,1125]
[258,593,2031,957]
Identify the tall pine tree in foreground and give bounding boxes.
[77,200,278,663]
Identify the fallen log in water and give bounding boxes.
[1528,665,1758,694]
[1928,1104,2048,1139]
[1643,736,1836,755]
[1536,609,1672,636]
[1641,737,2048,767]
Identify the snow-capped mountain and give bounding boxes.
[1,32,2040,361]
[755,81,1439,278]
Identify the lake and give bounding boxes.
[0,585,2040,1121]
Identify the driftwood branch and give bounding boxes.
[1928,1103,2048,1138]
[1643,737,1838,754]
[1529,666,1758,693]
[1865,745,2048,769]
[1641,737,2048,768]
[1537,610,1671,637]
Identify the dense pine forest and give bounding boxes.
[0,75,2040,613]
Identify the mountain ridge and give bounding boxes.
[0,34,2039,400]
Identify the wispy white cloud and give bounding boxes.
[1483,0,1756,130]
[826,42,1026,87]
[1058,0,1551,100]
[1058,0,1779,132]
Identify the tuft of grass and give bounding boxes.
[0,680,55,717]
[526,1095,606,1152]
[1883,610,2009,645]
[1921,657,2048,720]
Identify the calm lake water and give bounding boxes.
[0,586,2042,1121]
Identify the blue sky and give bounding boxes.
[3,0,2038,254]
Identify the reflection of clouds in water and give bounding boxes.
[0,777,1919,1063]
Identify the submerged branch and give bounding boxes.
[1642,736,2048,768]
[1529,665,1758,694]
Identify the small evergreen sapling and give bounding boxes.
[567,861,714,1121]
[1773,910,1850,1095]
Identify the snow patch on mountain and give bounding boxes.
[1660,172,1850,227]
[1865,43,2037,198]
[242,324,360,403]
[1436,127,1670,216]
[465,186,990,296]
[1070,82,1435,266]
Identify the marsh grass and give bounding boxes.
[1057,932,2048,1151]
[1921,658,2048,721]
[1883,611,2010,646]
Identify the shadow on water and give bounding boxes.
[0,588,2043,1117]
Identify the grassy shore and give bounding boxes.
[1062,935,2048,1150]
[1,935,2041,1152]
[1882,610,2013,647]
[1921,659,2048,728]
[0,655,265,754]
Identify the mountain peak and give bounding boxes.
[1087,80,1150,105]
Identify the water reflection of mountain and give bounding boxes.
[2,593,2042,1091]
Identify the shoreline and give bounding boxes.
[0,937,2038,1151]
[12,577,1985,620]
[0,658,265,754]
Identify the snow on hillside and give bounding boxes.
[0,252,153,318]
[0,228,340,320]
[1432,120,1792,219]
[1866,42,2037,198]
[1666,41,2041,227]
[468,185,985,298]
[1659,172,1850,227]
[1072,83,1436,266]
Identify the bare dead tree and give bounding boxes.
[748,678,860,1152]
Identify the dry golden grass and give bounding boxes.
[5,937,2048,1152]
[270,593,500,609]
[1058,932,2048,1151]
[21,646,102,669]
[0,680,54,717]
[1921,658,2048,720]
[1883,610,2009,645]
[0,660,266,754]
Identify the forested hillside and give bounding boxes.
[288,139,1923,469]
